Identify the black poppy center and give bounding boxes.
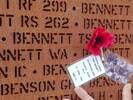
[96,37,103,43]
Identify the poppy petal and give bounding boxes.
[86,27,114,55]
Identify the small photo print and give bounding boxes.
[104,51,133,84]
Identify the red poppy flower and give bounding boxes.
[86,27,114,55]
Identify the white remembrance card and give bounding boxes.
[67,55,105,87]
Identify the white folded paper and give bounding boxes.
[67,55,105,87]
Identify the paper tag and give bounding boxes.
[67,55,105,87]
